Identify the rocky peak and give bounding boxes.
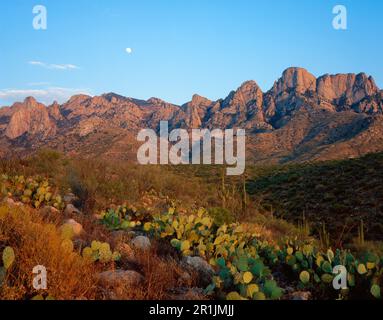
[5,98,56,140]
[317,72,379,104]
[177,95,213,128]
[222,80,263,111]
[48,101,64,121]
[238,80,261,93]
[24,96,38,106]
[146,97,167,106]
[203,80,266,129]
[190,94,212,108]
[65,94,92,107]
[272,67,316,95]
[102,92,127,103]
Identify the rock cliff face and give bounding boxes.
[4,97,56,139]
[316,73,378,104]
[0,67,382,163]
[272,67,317,95]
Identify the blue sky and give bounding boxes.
[0,0,382,106]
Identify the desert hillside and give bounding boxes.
[1,151,382,300]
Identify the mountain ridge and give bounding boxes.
[1,67,382,163]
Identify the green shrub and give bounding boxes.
[208,207,235,226]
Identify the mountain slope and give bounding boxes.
[0,67,382,162]
[247,152,383,243]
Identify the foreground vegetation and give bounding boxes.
[0,150,382,300]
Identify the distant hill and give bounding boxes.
[1,67,383,163]
[247,152,383,243]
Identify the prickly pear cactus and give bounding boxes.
[82,241,120,263]
[1,175,64,209]
[2,246,15,270]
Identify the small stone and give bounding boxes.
[131,236,151,251]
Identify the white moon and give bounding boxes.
[126,48,133,54]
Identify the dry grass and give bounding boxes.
[0,204,205,300]
[97,241,204,300]
[133,243,203,300]
[0,204,99,300]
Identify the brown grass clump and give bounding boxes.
[0,204,99,300]
[98,242,205,300]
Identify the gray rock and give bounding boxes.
[63,193,78,205]
[97,270,144,288]
[183,256,214,274]
[182,256,214,284]
[131,236,151,251]
[64,203,81,215]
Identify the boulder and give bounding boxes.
[64,204,81,215]
[97,270,144,288]
[61,219,83,237]
[182,256,214,284]
[131,236,151,251]
[63,193,79,205]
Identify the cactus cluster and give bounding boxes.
[82,241,121,263]
[1,175,64,209]
[138,207,382,300]
[99,204,147,230]
[278,244,383,299]
[142,208,284,300]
